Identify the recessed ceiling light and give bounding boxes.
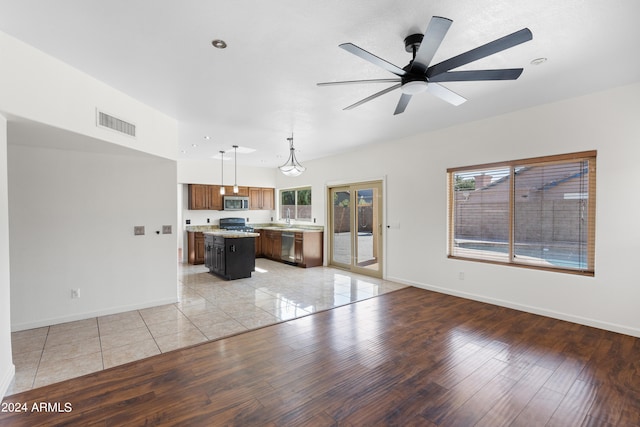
[530,57,547,66]
[203,136,210,140]
[192,144,198,147]
[211,39,227,49]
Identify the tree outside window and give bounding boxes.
[280,187,312,221]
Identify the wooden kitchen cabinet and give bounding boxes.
[188,185,209,210]
[249,187,274,210]
[254,231,263,257]
[227,186,249,197]
[187,231,205,264]
[294,231,323,268]
[188,184,223,210]
[189,184,267,210]
[255,228,323,268]
[260,229,282,260]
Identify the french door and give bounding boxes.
[328,181,383,278]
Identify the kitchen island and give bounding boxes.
[203,230,259,280]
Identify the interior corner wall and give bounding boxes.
[8,143,178,331]
[0,115,15,401]
[294,82,640,337]
[0,31,177,161]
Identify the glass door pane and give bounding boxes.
[328,182,383,278]
[354,185,381,276]
[331,187,352,267]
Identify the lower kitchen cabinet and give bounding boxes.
[294,231,323,268]
[256,229,323,268]
[204,234,255,280]
[187,231,205,265]
[262,230,282,260]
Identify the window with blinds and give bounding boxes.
[448,151,596,275]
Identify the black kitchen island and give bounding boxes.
[203,231,259,280]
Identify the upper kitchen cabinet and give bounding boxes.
[224,186,249,197]
[188,184,209,210]
[249,187,274,210]
[188,184,223,210]
[189,184,273,210]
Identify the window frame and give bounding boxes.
[447,150,596,276]
[279,186,312,222]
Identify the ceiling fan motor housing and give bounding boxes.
[402,34,429,94]
[404,33,424,53]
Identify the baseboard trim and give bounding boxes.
[11,297,179,332]
[387,275,640,339]
[0,362,15,401]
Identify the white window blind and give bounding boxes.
[448,151,596,275]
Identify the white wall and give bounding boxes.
[0,29,180,333]
[281,82,640,337]
[0,115,15,400]
[8,142,178,331]
[0,30,181,398]
[0,31,177,161]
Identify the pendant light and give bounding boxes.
[219,150,225,195]
[278,135,306,177]
[232,145,239,194]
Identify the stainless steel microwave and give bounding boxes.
[223,196,249,211]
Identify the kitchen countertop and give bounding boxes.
[186,224,324,233]
[252,226,323,233]
[202,230,260,238]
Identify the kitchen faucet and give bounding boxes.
[286,208,291,225]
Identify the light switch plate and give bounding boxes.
[134,226,145,236]
[162,225,172,234]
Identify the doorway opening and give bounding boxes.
[328,181,383,278]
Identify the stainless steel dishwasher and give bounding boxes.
[281,232,295,263]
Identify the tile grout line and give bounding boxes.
[95,316,106,372]
[30,326,50,390]
[138,309,163,355]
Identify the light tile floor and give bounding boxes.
[8,259,406,395]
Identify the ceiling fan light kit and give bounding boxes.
[318,16,532,115]
[401,80,428,95]
[278,136,306,177]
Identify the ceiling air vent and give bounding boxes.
[96,109,136,137]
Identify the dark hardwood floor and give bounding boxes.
[2,286,639,426]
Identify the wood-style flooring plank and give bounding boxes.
[2,286,639,426]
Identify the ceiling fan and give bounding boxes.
[318,16,532,115]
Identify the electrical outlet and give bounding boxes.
[71,289,80,299]
[207,218,210,223]
[162,225,172,234]
[459,272,465,280]
[186,219,191,225]
[134,226,145,236]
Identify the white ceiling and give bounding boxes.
[1,0,639,167]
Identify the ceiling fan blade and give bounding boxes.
[343,83,402,110]
[429,68,524,82]
[410,16,453,74]
[393,93,413,115]
[339,43,407,76]
[317,78,401,87]
[427,83,466,106]
[427,28,532,78]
